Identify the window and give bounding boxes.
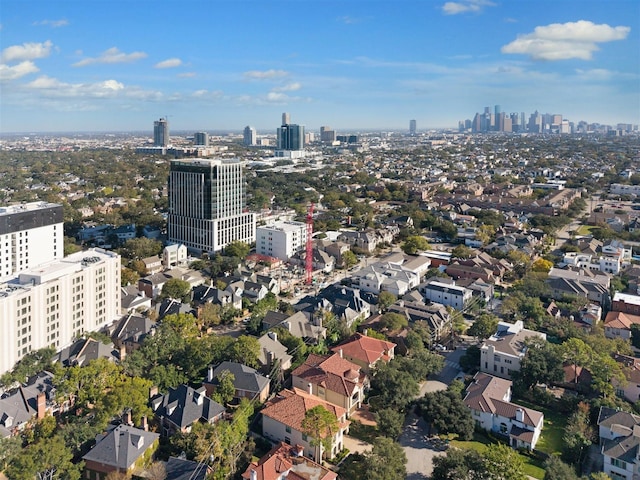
[285,426,291,433]
[611,458,627,470]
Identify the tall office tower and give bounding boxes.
[552,114,563,126]
[503,117,512,133]
[194,132,209,147]
[277,123,305,150]
[320,126,337,143]
[409,119,417,135]
[484,107,490,115]
[243,126,257,146]
[520,112,526,130]
[496,112,505,132]
[528,111,542,133]
[0,248,121,375]
[282,112,291,126]
[167,158,256,255]
[153,118,170,147]
[472,113,482,133]
[0,202,64,282]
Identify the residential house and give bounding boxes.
[420,280,473,311]
[597,407,640,480]
[206,362,270,403]
[82,425,159,480]
[331,333,396,373]
[242,442,337,480]
[257,331,293,374]
[192,284,243,310]
[53,337,118,367]
[121,288,152,313]
[388,300,450,344]
[352,262,420,296]
[612,354,640,403]
[480,320,547,380]
[445,262,495,283]
[264,311,326,344]
[138,273,171,299]
[110,313,155,355]
[261,388,349,462]
[0,371,62,438]
[163,244,188,268]
[612,293,640,316]
[604,311,640,340]
[464,372,544,450]
[150,384,225,435]
[291,353,368,416]
[142,255,163,275]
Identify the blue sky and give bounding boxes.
[1,0,638,133]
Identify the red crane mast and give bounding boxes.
[305,203,314,285]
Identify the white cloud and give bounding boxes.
[502,20,631,60]
[26,75,125,97]
[154,58,182,69]
[272,82,301,92]
[243,69,289,80]
[0,60,39,80]
[266,92,289,102]
[191,89,223,100]
[73,47,147,67]
[1,40,53,63]
[442,0,495,15]
[33,19,69,28]
[337,16,366,24]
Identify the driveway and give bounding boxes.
[399,410,446,480]
[343,435,373,455]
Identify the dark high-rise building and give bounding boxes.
[167,158,256,254]
[194,132,209,147]
[243,126,256,146]
[277,113,304,150]
[409,119,417,135]
[154,118,169,147]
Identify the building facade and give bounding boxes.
[0,248,121,375]
[194,132,209,147]
[0,202,64,282]
[243,126,256,146]
[153,118,169,147]
[167,158,256,255]
[256,220,307,261]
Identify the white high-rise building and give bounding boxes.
[154,118,170,147]
[0,202,64,282]
[167,158,256,254]
[0,248,121,375]
[256,220,307,261]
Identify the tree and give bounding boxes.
[401,235,430,255]
[212,370,235,405]
[119,237,162,260]
[418,388,474,440]
[224,240,250,259]
[459,344,481,372]
[198,302,222,328]
[228,335,261,369]
[451,245,475,259]
[532,258,554,273]
[1,347,56,387]
[378,312,408,332]
[543,455,580,480]
[631,324,640,349]
[562,402,595,467]
[560,338,592,385]
[378,291,397,312]
[160,278,192,302]
[301,405,339,460]
[369,362,419,410]
[375,408,405,439]
[467,313,499,340]
[120,266,140,287]
[512,338,564,392]
[342,250,358,269]
[362,437,407,480]
[432,447,484,480]
[482,443,526,480]
[0,436,22,471]
[6,435,82,480]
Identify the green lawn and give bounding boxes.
[451,432,545,480]
[514,399,567,455]
[576,224,596,235]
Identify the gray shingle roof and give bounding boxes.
[212,361,269,396]
[152,384,225,430]
[82,425,159,469]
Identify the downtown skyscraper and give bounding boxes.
[153,118,170,147]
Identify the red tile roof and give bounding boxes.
[331,333,395,366]
[242,442,337,480]
[291,353,366,397]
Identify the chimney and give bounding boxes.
[119,345,127,361]
[207,365,214,382]
[339,348,343,358]
[295,444,304,456]
[124,408,133,426]
[267,351,275,368]
[149,385,159,399]
[307,383,313,395]
[141,415,149,431]
[515,408,524,423]
[250,469,257,480]
[36,392,46,419]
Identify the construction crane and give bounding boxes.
[305,203,314,285]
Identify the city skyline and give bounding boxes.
[1,0,638,133]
